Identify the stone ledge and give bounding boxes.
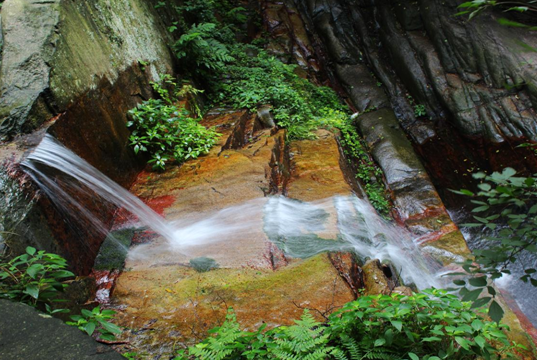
[0,300,124,360]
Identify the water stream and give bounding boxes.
[22,135,177,242]
[23,135,444,291]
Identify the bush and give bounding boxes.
[453,167,537,321]
[127,77,220,171]
[0,246,74,312]
[66,305,122,341]
[174,289,519,360]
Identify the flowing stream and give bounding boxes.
[23,135,444,290]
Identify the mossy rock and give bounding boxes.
[189,257,219,273]
[93,228,135,271]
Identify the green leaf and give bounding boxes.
[455,336,470,350]
[24,284,39,299]
[26,264,43,279]
[472,205,489,213]
[471,297,491,309]
[26,247,37,256]
[462,288,483,302]
[391,320,403,332]
[498,18,528,28]
[374,338,386,347]
[100,321,122,334]
[422,336,442,342]
[84,321,96,336]
[468,277,487,287]
[488,301,504,323]
[408,353,419,360]
[475,335,486,348]
[471,319,483,331]
[477,183,491,191]
[502,167,517,177]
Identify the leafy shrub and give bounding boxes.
[127,77,220,171]
[173,23,235,74]
[67,305,122,341]
[327,289,515,360]
[0,246,73,311]
[215,46,346,140]
[174,289,518,360]
[452,167,537,321]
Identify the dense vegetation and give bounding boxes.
[453,167,537,322]
[127,76,220,171]
[0,247,121,341]
[129,0,390,214]
[175,289,520,360]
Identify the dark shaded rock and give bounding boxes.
[0,300,124,360]
[0,166,58,257]
[393,0,423,31]
[93,228,135,271]
[328,252,364,298]
[189,257,220,273]
[335,64,390,112]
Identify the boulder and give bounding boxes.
[0,300,124,360]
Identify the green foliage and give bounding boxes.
[175,289,518,360]
[175,309,253,360]
[159,0,390,214]
[456,0,537,20]
[452,167,537,321]
[0,246,73,311]
[173,23,235,74]
[66,305,122,341]
[214,44,347,140]
[336,113,390,215]
[127,76,220,171]
[413,104,426,117]
[406,95,426,118]
[327,289,516,360]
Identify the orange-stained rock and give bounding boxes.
[110,111,358,356]
[113,254,353,353]
[287,129,354,201]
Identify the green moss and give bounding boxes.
[189,257,219,272]
[93,228,135,270]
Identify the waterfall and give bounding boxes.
[22,134,444,290]
[21,135,177,242]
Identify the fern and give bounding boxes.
[269,310,341,360]
[181,309,252,360]
[173,23,234,74]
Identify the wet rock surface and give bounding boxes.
[110,111,358,354]
[0,300,124,360]
[0,0,179,271]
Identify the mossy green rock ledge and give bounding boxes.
[0,300,124,360]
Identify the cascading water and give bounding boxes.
[22,135,177,242]
[23,134,446,291]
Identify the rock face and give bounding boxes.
[0,0,174,140]
[293,0,537,203]
[291,0,537,348]
[0,300,124,360]
[111,111,358,354]
[0,0,180,272]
